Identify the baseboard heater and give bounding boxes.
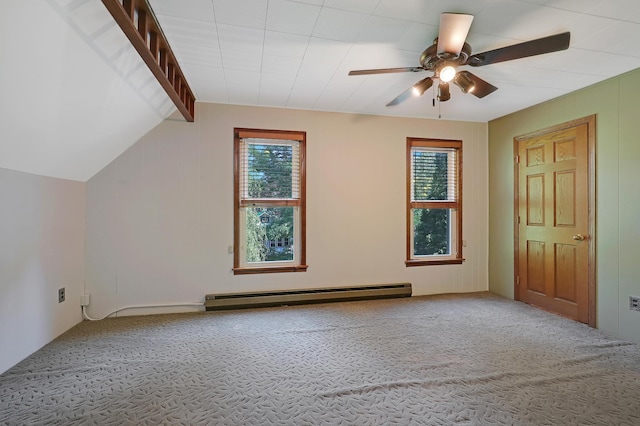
[205,283,412,311]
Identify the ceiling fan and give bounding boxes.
[348,13,570,106]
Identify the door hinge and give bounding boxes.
[516,276,520,286]
[515,155,520,163]
[517,216,521,224]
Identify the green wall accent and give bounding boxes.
[489,69,640,344]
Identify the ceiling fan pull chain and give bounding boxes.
[432,84,436,107]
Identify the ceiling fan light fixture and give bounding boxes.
[438,82,451,102]
[412,77,433,96]
[454,71,475,93]
[439,65,457,83]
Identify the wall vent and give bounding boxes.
[205,283,412,311]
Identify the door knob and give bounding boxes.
[572,234,586,241]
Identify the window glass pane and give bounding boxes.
[245,207,294,263]
[412,150,454,202]
[413,208,450,256]
[247,144,293,199]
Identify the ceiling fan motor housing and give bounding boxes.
[420,40,472,71]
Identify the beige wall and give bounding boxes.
[0,168,86,374]
[489,68,640,343]
[85,103,489,318]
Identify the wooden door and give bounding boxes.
[515,116,595,325]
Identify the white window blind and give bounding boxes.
[410,147,458,203]
[239,138,301,204]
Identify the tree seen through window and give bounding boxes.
[413,151,449,255]
[245,144,295,263]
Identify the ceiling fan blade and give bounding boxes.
[387,77,434,106]
[386,87,415,107]
[349,67,424,76]
[387,86,420,106]
[467,32,570,67]
[437,13,474,57]
[460,71,498,98]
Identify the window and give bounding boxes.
[406,138,463,266]
[233,128,307,274]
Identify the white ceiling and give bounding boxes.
[2,0,640,181]
[150,0,640,122]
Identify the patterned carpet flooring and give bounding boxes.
[1,292,640,425]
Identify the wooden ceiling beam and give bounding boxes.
[102,0,195,122]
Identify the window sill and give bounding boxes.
[233,265,309,275]
[405,258,464,267]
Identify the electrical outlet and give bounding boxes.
[630,296,640,312]
[58,287,66,303]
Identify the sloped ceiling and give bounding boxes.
[2,0,640,182]
[0,0,176,182]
